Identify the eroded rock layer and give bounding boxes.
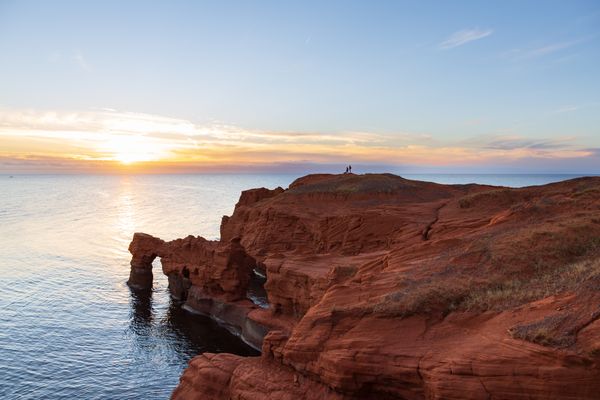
[128,173,600,399]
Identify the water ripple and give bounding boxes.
[0,174,292,399]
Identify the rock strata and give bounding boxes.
[128,173,600,399]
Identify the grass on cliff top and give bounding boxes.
[458,188,516,209]
[461,256,600,311]
[457,177,600,209]
[373,236,600,318]
[287,173,419,195]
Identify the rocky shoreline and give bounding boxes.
[128,173,600,399]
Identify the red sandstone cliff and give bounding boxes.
[128,173,600,399]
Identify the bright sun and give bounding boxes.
[105,135,166,165]
[115,151,148,165]
[116,155,134,165]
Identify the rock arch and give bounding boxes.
[127,233,163,289]
[127,232,256,303]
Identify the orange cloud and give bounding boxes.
[0,108,594,173]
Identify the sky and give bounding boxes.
[0,0,599,174]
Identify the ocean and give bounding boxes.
[0,173,593,399]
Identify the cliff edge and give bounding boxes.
[128,173,600,399]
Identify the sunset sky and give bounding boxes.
[1,0,599,173]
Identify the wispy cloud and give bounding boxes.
[439,28,493,49]
[460,135,589,159]
[502,37,588,61]
[527,39,583,58]
[553,102,600,114]
[0,108,595,172]
[555,105,580,113]
[477,136,575,151]
[73,51,92,72]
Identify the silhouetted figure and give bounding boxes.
[345,166,348,174]
[349,165,352,173]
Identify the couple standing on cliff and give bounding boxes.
[344,165,352,174]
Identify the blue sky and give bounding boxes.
[0,0,599,173]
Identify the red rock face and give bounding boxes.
[128,174,600,399]
[128,234,256,302]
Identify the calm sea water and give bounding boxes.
[0,173,593,399]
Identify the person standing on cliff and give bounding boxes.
[345,166,348,174]
[349,165,352,173]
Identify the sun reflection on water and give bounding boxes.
[115,176,136,246]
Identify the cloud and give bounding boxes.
[0,109,401,148]
[0,108,596,173]
[479,136,574,150]
[554,105,580,113]
[73,51,92,72]
[502,38,588,61]
[553,102,600,113]
[439,28,493,49]
[457,135,592,160]
[527,39,583,58]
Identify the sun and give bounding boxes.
[115,151,149,165]
[104,134,166,165]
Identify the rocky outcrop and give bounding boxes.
[128,234,255,301]
[171,352,345,400]
[128,173,600,399]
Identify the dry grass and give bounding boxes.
[288,174,416,195]
[462,257,600,311]
[509,314,571,347]
[373,275,477,317]
[573,187,600,198]
[458,188,516,209]
[572,181,600,198]
[524,328,554,346]
[373,187,600,318]
[373,256,600,318]
[512,326,559,346]
[484,224,600,279]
